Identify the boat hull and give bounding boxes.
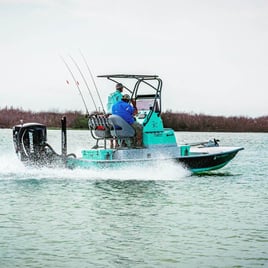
[66,147,243,173]
[176,149,241,173]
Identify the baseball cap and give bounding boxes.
[122,94,130,100]
[116,83,123,90]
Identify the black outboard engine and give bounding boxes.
[13,122,63,167]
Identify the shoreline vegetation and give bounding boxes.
[0,107,267,132]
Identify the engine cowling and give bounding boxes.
[12,122,62,167]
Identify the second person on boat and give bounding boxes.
[112,94,143,147]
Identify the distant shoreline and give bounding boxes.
[1,107,267,132]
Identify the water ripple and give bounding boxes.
[0,131,267,267]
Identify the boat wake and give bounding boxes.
[0,154,190,181]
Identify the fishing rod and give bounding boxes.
[69,55,98,112]
[60,56,90,116]
[79,50,106,114]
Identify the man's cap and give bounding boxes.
[116,83,123,89]
[122,94,130,100]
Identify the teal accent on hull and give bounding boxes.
[180,145,190,156]
[66,157,173,170]
[82,149,114,160]
[190,161,231,173]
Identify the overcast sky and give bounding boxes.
[0,0,267,117]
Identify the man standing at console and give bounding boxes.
[107,83,124,114]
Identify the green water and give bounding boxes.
[0,130,267,267]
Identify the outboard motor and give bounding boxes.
[12,122,63,167]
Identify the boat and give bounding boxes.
[12,74,244,173]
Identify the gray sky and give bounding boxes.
[0,0,267,117]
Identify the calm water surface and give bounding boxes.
[0,129,267,267]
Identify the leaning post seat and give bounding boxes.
[88,114,113,148]
[108,115,135,147]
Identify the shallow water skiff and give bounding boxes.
[13,74,244,173]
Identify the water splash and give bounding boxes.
[0,154,190,181]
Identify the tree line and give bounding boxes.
[0,107,87,129]
[0,107,267,132]
[161,110,268,132]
